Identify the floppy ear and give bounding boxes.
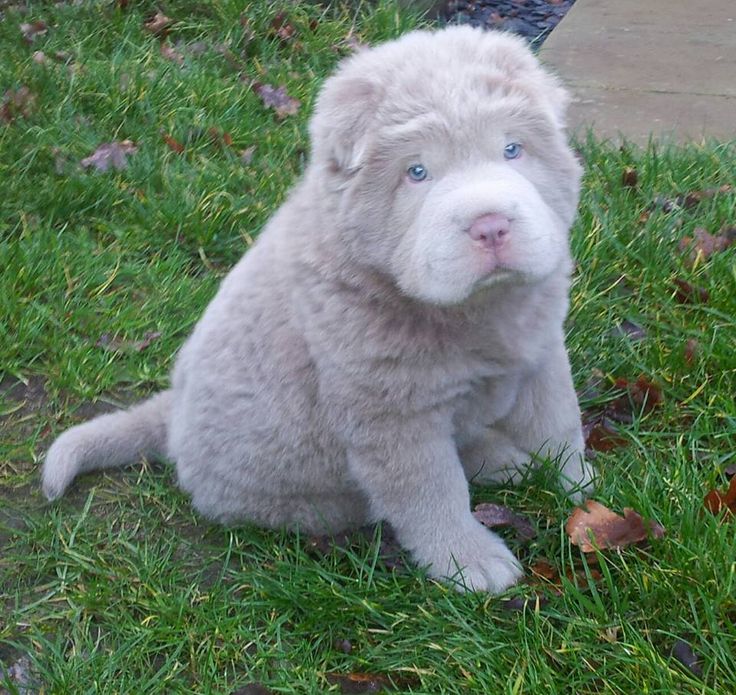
[538,74,573,131]
[309,71,382,174]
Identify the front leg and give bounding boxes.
[463,343,595,500]
[346,414,523,593]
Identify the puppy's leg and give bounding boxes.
[346,417,522,593]
[493,342,595,501]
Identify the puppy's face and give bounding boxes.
[309,27,583,305]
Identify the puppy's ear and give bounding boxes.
[309,72,382,174]
[539,76,572,132]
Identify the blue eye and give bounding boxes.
[407,164,428,182]
[504,143,523,160]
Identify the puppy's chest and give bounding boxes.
[359,318,534,414]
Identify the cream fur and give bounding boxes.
[42,26,595,593]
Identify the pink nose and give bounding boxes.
[468,213,511,247]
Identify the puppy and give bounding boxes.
[42,26,594,593]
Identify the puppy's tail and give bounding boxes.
[42,390,173,501]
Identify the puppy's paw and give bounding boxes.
[426,521,523,593]
[560,454,597,503]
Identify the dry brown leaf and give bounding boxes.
[610,319,647,341]
[613,375,663,417]
[679,227,733,266]
[252,82,300,119]
[325,670,418,693]
[81,140,137,172]
[20,20,48,43]
[652,184,733,212]
[622,167,638,188]
[671,639,703,678]
[566,500,665,552]
[144,12,172,37]
[584,419,628,452]
[162,132,185,154]
[270,11,296,43]
[96,330,161,353]
[1,86,36,123]
[703,475,736,518]
[473,502,536,541]
[673,278,709,304]
[160,41,184,66]
[529,559,558,581]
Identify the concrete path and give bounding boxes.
[540,0,736,144]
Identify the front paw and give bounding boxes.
[560,454,597,503]
[422,521,523,593]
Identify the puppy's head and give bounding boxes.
[309,26,582,305]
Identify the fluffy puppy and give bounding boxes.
[42,26,594,593]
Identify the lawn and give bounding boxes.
[1,1,735,693]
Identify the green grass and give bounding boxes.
[1,1,735,693]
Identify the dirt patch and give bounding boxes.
[0,377,137,485]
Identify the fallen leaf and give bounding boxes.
[270,11,297,42]
[703,475,736,517]
[500,594,549,612]
[593,374,663,426]
[20,20,48,43]
[671,639,703,678]
[529,559,558,581]
[325,671,418,693]
[621,167,638,188]
[162,132,185,154]
[615,375,663,416]
[610,319,647,341]
[584,419,628,452]
[601,626,620,643]
[1,86,36,123]
[160,41,184,65]
[652,184,733,212]
[679,227,733,266]
[32,50,48,65]
[97,331,161,353]
[673,278,709,304]
[144,12,172,37]
[680,184,733,208]
[565,500,665,552]
[207,127,233,148]
[473,503,536,541]
[81,140,137,172]
[252,82,300,118]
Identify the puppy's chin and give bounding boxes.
[396,263,532,306]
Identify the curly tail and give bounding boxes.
[42,390,172,500]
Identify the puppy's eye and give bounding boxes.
[406,164,428,182]
[503,143,523,160]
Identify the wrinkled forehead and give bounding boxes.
[369,72,559,159]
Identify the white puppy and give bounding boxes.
[42,26,594,593]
